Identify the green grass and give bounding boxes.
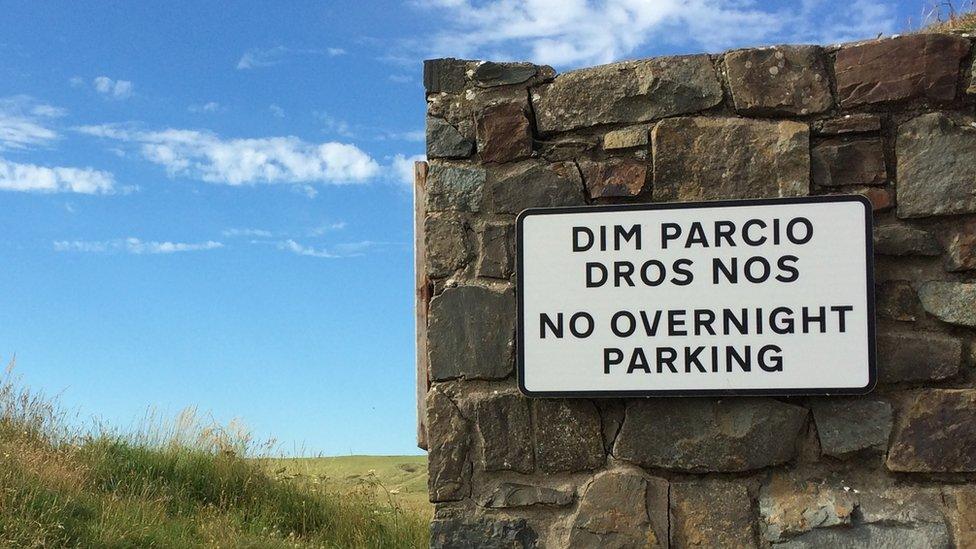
[0,360,428,548]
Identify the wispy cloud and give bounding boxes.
[54,237,222,254]
[269,104,286,118]
[274,238,395,259]
[277,239,340,258]
[93,76,133,99]
[76,124,382,187]
[0,157,115,194]
[188,101,223,113]
[222,227,274,238]
[0,95,62,151]
[236,46,346,70]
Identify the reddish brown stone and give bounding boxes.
[857,186,894,212]
[811,138,886,187]
[876,280,919,322]
[887,389,976,472]
[834,34,970,107]
[476,102,532,163]
[578,159,647,198]
[945,219,976,272]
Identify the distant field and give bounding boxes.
[262,455,431,516]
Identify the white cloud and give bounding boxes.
[313,111,354,137]
[269,104,286,118]
[237,46,345,70]
[54,237,223,254]
[0,95,63,151]
[93,76,133,99]
[0,157,115,194]
[277,239,340,258]
[416,0,897,67]
[77,124,382,186]
[222,227,273,238]
[391,153,425,187]
[189,101,223,113]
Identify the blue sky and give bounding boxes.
[0,0,938,455]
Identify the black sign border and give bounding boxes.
[516,195,877,398]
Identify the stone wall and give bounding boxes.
[418,32,976,548]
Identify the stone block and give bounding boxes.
[652,117,809,202]
[471,61,554,88]
[484,160,585,214]
[426,116,474,159]
[424,214,471,278]
[946,486,976,549]
[918,281,976,327]
[577,159,647,198]
[811,138,886,187]
[533,399,604,472]
[603,126,649,150]
[424,58,470,94]
[876,331,961,383]
[875,280,920,322]
[428,286,515,380]
[474,392,534,473]
[430,517,538,549]
[873,224,940,256]
[426,163,486,213]
[427,389,471,502]
[532,55,723,133]
[834,34,970,106]
[479,482,574,508]
[897,113,976,218]
[887,389,976,472]
[670,480,756,548]
[945,219,976,272]
[814,114,882,135]
[476,102,533,163]
[759,471,857,542]
[725,45,832,115]
[855,186,894,212]
[568,469,669,548]
[774,523,949,548]
[476,221,514,279]
[810,398,893,457]
[613,398,807,472]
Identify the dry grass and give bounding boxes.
[921,1,976,33]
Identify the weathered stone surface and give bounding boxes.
[897,113,976,218]
[427,389,471,502]
[834,34,970,106]
[480,482,574,508]
[873,224,940,256]
[774,523,950,548]
[474,392,534,473]
[725,45,832,115]
[857,484,947,526]
[919,282,976,327]
[855,186,894,212]
[877,331,961,383]
[970,56,976,95]
[603,126,649,150]
[476,221,514,279]
[424,214,471,278]
[810,398,893,457]
[428,286,515,380]
[568,469,668,548]
[471,61,551,88]
[430,517,538,548]
[476,102,533,163]
[532,55,723,133]
[484,160,585,214]
[427,116,474,158]
[424,58,470,94]
[888,389,976,472]
[759,472,857,542]
[652,117,809,201]
[613,398,807,472]
[945,219,976,272]
[426,163,486,212]
[577,159,647,198]
[814,114,882,135]
[946,486,976,549]
[671,480,756,548]
[811,138,886,187]
[533,399,604,472]
[876,280,919,322]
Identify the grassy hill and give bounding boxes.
[0,363,428,548]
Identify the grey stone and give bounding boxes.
[814,114,882,135]
[873,224,940,256]
[876,331,961,383]
[428,286,515,380]
[875,280,920,322]
[427,389,471,502]
[918,282,976,327]
[484,160,585,214]
[426,163,486,213]
[812,138,886,188]
[810,398,893,457]
[430,517,538,549]
[568,469,669,548]
[532,55,723,133]
[426,116,474,158]
[888,389,976,472]
[577,159,647,198]
[476,221,514,279]
[471,61,553,88]
[670,480,756,548]
[759,472,857,542]
[480,482,573,508]
[476,102,533,163]
[613,398,807,472]
[533,399,604,472]
[945,219,976,272]
[474,392,534,473]
[897,113,976,218]
[725,45,832,116]
[424,58,470,94]
[834,34,970,106]
[858,485,947,526]
[774,523,950,548]
[970,55,976,95]
[652,117,809,202]
[424,214,471,278]
[603,126,649,150]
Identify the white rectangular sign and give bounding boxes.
[517,196,876,397]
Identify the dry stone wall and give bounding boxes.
[419,32,976,548]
